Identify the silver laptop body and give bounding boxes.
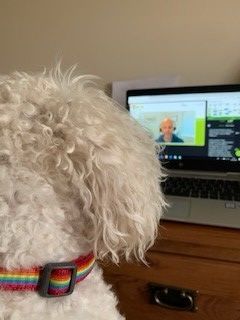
[127,85,240,229]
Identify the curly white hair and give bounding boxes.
[0,66,166,319]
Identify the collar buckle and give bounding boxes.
[38,261,77,298]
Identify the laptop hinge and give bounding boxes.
[226,172,240,179]
[168,170,240,180]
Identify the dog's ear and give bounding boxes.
[0,69,166,264]
[65,85,167,264]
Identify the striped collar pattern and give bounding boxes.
[0,253,95,296]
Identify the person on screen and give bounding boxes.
[156,118,184,143]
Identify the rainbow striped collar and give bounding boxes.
[0,253,95,298]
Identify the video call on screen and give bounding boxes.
[128,91,240,162]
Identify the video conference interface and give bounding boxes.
[128,91,240,162]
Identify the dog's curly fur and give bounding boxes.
[0,66,166,319]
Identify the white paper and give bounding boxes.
[112,75,181,106]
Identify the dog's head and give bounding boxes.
[0,67,166,268]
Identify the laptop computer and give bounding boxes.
[127,85,240,229]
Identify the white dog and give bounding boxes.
[0,67,166,319]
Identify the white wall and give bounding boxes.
[0,0,240,85]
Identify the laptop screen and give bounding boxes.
[127,85,240,172]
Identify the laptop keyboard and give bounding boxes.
[161,177,240,201]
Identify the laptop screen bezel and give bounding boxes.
[126,84,240,173]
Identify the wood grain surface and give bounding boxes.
[101,221,240,320]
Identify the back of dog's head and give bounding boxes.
[0,67,166,268]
